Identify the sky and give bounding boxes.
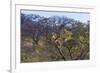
[21,9,90,23]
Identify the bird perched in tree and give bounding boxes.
[52,33,57,40]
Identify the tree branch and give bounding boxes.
[55,44,66,60]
